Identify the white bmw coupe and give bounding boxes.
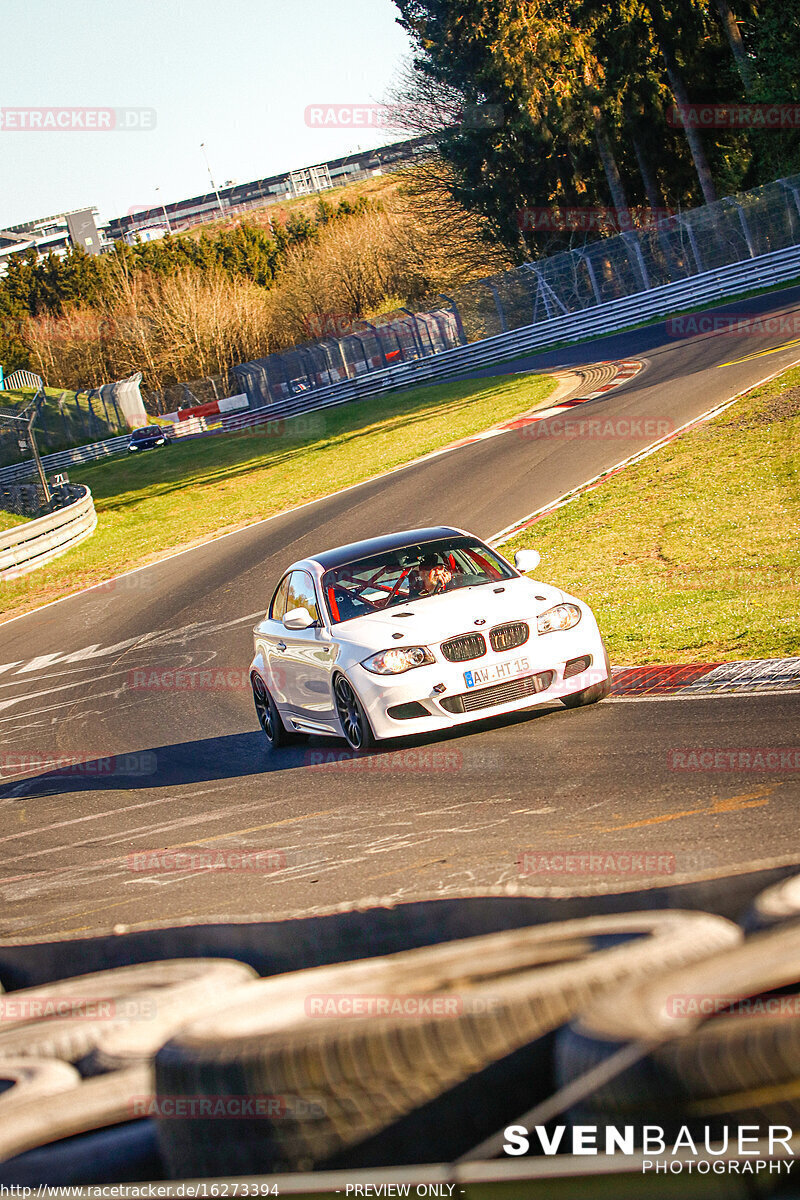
[250,526,611,750]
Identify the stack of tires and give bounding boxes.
[0,960,258,1183]
[555,878,800,1146]
[1,874,799,1184]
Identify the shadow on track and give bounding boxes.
[1,704,568,801]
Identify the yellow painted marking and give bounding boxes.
[592,786,773,834]
[717,337,800,367]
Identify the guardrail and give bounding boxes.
[0,434,130,486]
[214,241,800,429]
[0,485,97,579]
[1,240,798,483]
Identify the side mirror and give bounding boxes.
[514,549,541,573]
[283,607,316,630]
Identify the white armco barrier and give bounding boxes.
[0,487,97,579]
[218,393,249,413]
[108,371,148,428]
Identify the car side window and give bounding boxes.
[286,570,320,623]
[269,575,291,621]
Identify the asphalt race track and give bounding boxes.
[1,287,799,940]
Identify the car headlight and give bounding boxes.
[361,646,435,674]
[156,437,164,444]
[537,603,582,634]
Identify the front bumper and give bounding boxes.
[351,624,609,741]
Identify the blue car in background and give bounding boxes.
[127,425,173,454]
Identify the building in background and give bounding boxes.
[65,209,102,256]
[106,135,433,242]
[0,207,107,273]
[0,136,433,268]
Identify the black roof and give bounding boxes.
[310,527,464,571]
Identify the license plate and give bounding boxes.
[464,657,531,688]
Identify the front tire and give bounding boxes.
[334,674,375,750]
[252,673,292,749]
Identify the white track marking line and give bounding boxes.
[0,792,255,873]
[0,610,265,688]
[0,646,225,718]
[0,784,238,846]
[0,671,147,716]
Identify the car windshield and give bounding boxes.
[321,536,516,625]
[133,426,162,438]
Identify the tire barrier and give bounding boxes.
[0,1059,81,1115]
[0,875,795,1183]
[556,923,800,1140]
[0,1065,151,1164]
[2,866,796,992]
[742,873,800,933]
[0,959,257,1070]
[0,485,97,579]
[153,911,738,1177]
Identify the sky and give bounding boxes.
[0,0,414,228]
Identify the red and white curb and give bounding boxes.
[578,359,643,397]
[610,657,800,699]
[435,359,645,452]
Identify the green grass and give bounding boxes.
[0,371,555,619]
[0,510,28,533]
[503,366,800,665]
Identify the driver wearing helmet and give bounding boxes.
[408,552,453,598]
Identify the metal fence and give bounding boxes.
[231,306,464,409]
[0,376,146,468]
[218,174,800,409]
[4,236,800,485]
[451,173,800,340]
[145,373,235,416]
